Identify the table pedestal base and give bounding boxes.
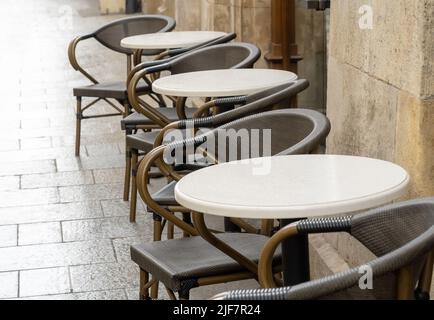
[281,219,310,286]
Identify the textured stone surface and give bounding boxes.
[330,0,434,98]
[0,240,115,272]
[0,272,19,299]
[0,226,18,248]
[70,263,139,292]
[18,222,62,246]
[0,202,104,225]
[62,216,153,242]
[21,171,94,189]
[141,0,327,110]
[327,0,434,296]
[20,268,71,297]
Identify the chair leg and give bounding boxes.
[129,149,139,223]
[139,269,150,300]
[123,145,132,201]
[182,213,192,238]
[167,222,175,240]
[75,96,82,157]
[416,252,433,300]
[123,101,131,118]
[179,289,190,300]
[151,213,163,299]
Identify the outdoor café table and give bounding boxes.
[121,31,227,65]
[174,155,410,286]
[152,69,298,116]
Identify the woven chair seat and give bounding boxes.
[73,81,150,99]
[131,233,281,292]
[121,108,197,129]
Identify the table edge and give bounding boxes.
[174,174,410,219]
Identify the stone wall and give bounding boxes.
[326,0,434,295]
[141,0,328,110]
[327,0,434,198]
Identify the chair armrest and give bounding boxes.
[127,58,172,87]
[127,63,172,127]
[194,96,248,118]
[212,287,292,301]
[136,146,199,236]
[259,217,352,288]
[67,34,98,84]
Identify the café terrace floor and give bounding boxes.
[0,0,257,300]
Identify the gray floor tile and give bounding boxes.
[20,137,52,150]
[0,240,115,272]
[0,176,20,191]
[20,118,50,130]
[85,144,121,157]
[18,222,62,246]
[0,139,19,152]
[70,263,139,292]
[0,160,55,176]
[100,199,146,218]
[0,225,18,248]
[0,202,103,225]
[56,155,125,172]
[12,289,127,300]
[59,183,124,203]
[0,188,59,208]
[93,168,125,185]
[20,267,71,297]
[21,171,94,189]
[0,147,86,163]
[125,285,171,301]
[62,216,154,243]
[0,271,18,299]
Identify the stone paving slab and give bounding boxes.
[0,0,269,300]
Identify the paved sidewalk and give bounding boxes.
[0,0,255,300]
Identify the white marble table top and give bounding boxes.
[121,31,227,50]
[152,69,298,97]
[175,155,410,219]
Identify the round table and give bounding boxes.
[152,69,298,98]
[121,31,227,50]
[175,155,410,285]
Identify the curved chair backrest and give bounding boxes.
[215,109,330,162]
[168,43,261,74]
[167,107,330,165]
[92,15,176,55]
[211,80,310,126]
[217,198,434,300]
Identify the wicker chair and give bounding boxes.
[125,42,262,221]
[213,198,434,300]
[130,107,331,300]
[129,80,310,226]
[68,15,176,156]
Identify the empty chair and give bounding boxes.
[126,80,309,222]
[131,107,331,300]
[121,32,238,134]
[68,15,176,156]
[124,42,262,220]
[214,198,434,300]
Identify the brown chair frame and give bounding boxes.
[68,15,175,156]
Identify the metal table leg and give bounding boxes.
[281,219,310,286]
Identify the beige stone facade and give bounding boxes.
[141,0,328,110]
[327,0,434,295]
[327,0,434,198]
